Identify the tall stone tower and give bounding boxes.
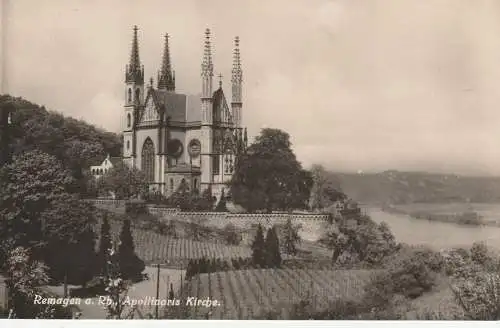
[231,36,243,129]
[123,25,144,167]
[200,28,214,191]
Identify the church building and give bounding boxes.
[122,26,247,199]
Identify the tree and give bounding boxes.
[0,150,75,258]
[223,223,241,245]
[264,227,282,268]
[251,224,266,267]
[321,208,398,267]
[104,244,136,319]
[169,283,175,299]
[0,150,98,286]
[309,164,346,211]
[99,162,148,199]
[215,189,228,212]
[230,128,313,212]
[1,95,122,189]
[98,216,112,277]
[6,247,72,318]
[281,218,301,256]
[118,219,145,282]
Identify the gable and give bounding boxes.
[140,93,160,123]
[212,88,232,124]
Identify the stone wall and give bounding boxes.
[86,199,331,241]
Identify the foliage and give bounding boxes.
[223,223,241,246]
[185,257,232,280]
[6,247,72,319]
[230,128,313,212]
[40,196,98,285]
[321,209,398,267]
[280,218,301,256]
[364,247,440,309]
[103,245,135,319]
[264,227,282,268]
[446,242,500,320]
[451,270,500,320]
[309,164,347,211]
[251,224,266,267]
[215,189,228,212]
[98,216,112,277]
[0,150,98,285]
[166,183,215,211]
[125,199,148,217]
[98,162,148,199]
[1,95,121,195]
[118,219,145,282]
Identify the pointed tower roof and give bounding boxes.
[201,28,214,77]
[231,36,242,83]
[125,25,144,84]
[158,33,175,91]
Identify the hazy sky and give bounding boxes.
[4,0,500,175]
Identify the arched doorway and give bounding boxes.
[141,138,155,183]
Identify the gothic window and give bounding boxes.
[194,178,199,192]
[229,157,234,173]
[126,140,130,150]
[100,169,103,175]
[224,156,229,174]
[170,178,174,192]
[92,169,95,175]
[127,113,131,128]
[128,88,132,103]
[141,138,155,183]
[135,88,141,104]
[212,155,220,175]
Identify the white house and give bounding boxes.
[90,154,121,179]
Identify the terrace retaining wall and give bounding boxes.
[87,199,331,241]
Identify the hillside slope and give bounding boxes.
[330,170,500,204]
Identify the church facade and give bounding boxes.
[122,26,247,199]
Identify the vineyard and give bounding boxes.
[101,217,252,265]
[175,268,376,319]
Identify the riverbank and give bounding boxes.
[381,203,500,227]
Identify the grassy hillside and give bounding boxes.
[330,170,500,204]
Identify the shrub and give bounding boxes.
[365,247,438,308]
[118,219,145,282]
[223,223,241,245]
[125,199,147,217]
[452,271,500,320]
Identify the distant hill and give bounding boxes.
[329,170,500,204]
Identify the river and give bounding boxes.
[365,207,500,251]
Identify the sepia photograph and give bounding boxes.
[1,0,500,321]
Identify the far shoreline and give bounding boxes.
[377,202,500,228]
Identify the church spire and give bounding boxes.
[157,33,175,91]
[231,36,243,89]
[231,36,243,127]
[201,28,214,98]
[125,25,144,84]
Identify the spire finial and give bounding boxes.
[126,25,144,84]
[149,77,154,87]
[218,73,223,88]
[158,33,175,91]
